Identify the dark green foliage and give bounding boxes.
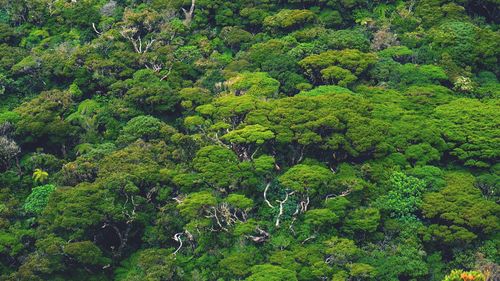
[421,171,499,244]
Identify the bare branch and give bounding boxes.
[300,196,310,213]
[246,227,269,243]
[263,182,275,209]
[275,191,295,227]
[92,23,102,35]
[325,188,353,202]
[173,232,183,255]
[182,0,196,26]
[301,235,316,244]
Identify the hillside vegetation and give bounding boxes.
[0,0,499,280]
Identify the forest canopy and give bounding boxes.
[0,0,499,280]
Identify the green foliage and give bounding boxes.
[323,236,359,264]
[299,49,377,83]
[111,69,179,114]
[377,172,426,219]
[279,164,332,194]
[23,184,56,215]
[14,90,76,148]
[321,29,370,52]
[222,124,274,145]
[264,9,316,31]
[226,194,254,210]
[117,115,176,144]
[193,145,240,189]
[434,99,499,167]
[422,171,499,243]
[177,191,217,218]
[226,72,280,98]
[63,241,109,265]
[320,66,358,87]
[305,208,338,228]
[344,208,380,234]
[246,264,298,281]
[32,168,49,184]
[0,0,498,279]
[348,263,377,279]
[115,248,177,281]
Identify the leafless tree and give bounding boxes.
[371,26,399,51]
[0,123,20,172]
[0,136,20,171]
[100,0,117,17]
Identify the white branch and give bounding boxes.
[173,232,183,255]
[302,235,316,244]
[325,188,352,202]
[300,196,310,213]
[263,182,274,208]
[92,23,102,35]
[275,191,294,227]
[181,0,196,26]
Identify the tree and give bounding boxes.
[323,236,359,265]
[222,124,275,160]
[114,248,177,281]
[14,90,76,151]
[376,172,426,219]
[343,208,380,234]
[220,26,253,50]
[263,9,316,31]
[320,65,357,87]
[32,168,49,184]
[219,247,260,277]
[23,184,56,215]
[63,241,109,266]
[0,135,20,171]
[434,99,499,168]
[421,171,499,244]
[246,264,298,281]
[40,183,114,240]
[117,115,176,145]
[110,69,180,113]
[304,208,339,230]
[320,29,370,52]
[176,191,217,219]
[279,164,332,195]
[299,49,377,84]
[192,145,240,189]
[348,263,377,279]
[225,72,280,98]
[66,99,103,142]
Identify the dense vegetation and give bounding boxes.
[0,0,499,280]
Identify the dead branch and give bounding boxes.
[300,196,310,213]
[173,232,184,255]
[181,0,196,26]
[205,206,229,232]
[275,191,295,227]
[301,235,316,244]
[119,29,156,54]
[246,227,269,243]
[325,188,353,202]
[92,23,102,35]
[263,182,275,208]
[172,196,184,204]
